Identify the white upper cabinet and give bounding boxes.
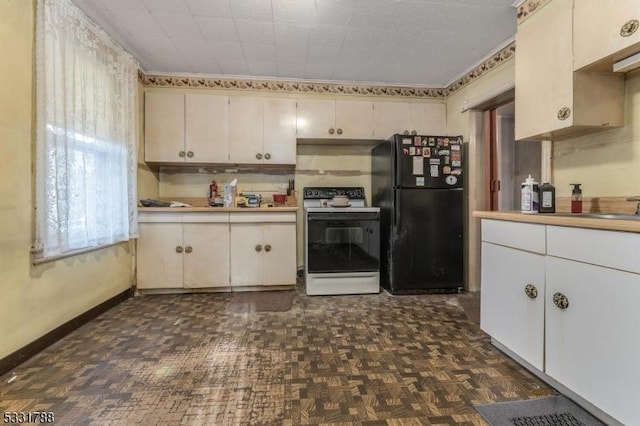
[186,94,229,163]
[515,0,624,141]
[229,97,297,165]
[229,97,263,164]
[297,99,373,139]
[373,102,446,139]
[263,98,297,164]
[574,0,640,70]
[144,92,186,162]
[145,92,229,163]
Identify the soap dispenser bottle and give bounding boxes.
[570,183,582,213]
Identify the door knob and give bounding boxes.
[403,130,409,135]
[185,246,192,253]
[264,244,271,252]
[336,128,343,135]
[186,151,194,158]
[328,128,335,135]
[175,246,184,253]
[178,151,186,157]
[255,244,263,252]
[621,19,639,37]
[256,153,263,160]
[264,153,271,160]
[410,130,417,135]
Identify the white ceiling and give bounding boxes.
[71,0,517,87]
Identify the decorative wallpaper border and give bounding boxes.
[139,41,516,100]
[515,0,552,25]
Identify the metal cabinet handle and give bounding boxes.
[264,153,271,160]
[185,246,192,254]
[524,284,538,299]
[186,151,194,158]
[557,107,571,121]
[410,130,417,135]
[328,128,335,135]
[403,130,410,135]
[176,246,184,253]
[553,292,569,310]
[336,128,343,135]
[255,244,263,252]
[621,19,639,37]
[256,153,263,160]
[264,244,271,252]
[178,151,186,158]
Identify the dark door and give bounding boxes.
[387,188,463,293]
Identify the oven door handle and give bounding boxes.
[307,213,380,221]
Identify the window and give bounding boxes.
[34,0,138,260]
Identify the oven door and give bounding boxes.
[306,211,380,274]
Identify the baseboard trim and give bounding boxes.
[0,288,133,377]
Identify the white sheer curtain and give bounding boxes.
[35,0,139,259]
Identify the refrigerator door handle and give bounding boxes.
[393,190,400,231]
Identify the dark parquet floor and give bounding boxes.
[0,284,555,425]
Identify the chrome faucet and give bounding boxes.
[627,197,640,214]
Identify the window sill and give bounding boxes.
[31,240,131,265]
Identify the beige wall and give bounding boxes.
[553,69,640,198]
[0,0,133,359]
[446,57,516,291]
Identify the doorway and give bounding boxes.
[484,101,541,211]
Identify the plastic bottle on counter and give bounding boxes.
[538,182,556,213]
[521,174,539,214]
[570,183,582,213]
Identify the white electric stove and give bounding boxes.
[303,187,380,295]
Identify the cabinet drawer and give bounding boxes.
[230,212,296,223]
[481,219,546,254]
[547,226,640,273]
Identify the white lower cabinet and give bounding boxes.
[546,256,640,426]
[137,213,230,290]
[480,242,545,370]
[137,221,184,289]
[230,213,297,287]
[481,219,640,425]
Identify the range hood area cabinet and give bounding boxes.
[574,0,640,71]
[372,102,445,139]
[296,99,373,140]
[144,92,297,165]
[515,0,625,142]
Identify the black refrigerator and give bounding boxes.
[372,134,464,294]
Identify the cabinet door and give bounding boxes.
[230,223,264,286]
[137,222,183,289]
[480,242,545,370]
[546,256,640,426]
[515,0,573,140]
[229,97,264,164]
[144,93,185,162]
[183,223,230,288]
[185,94,228,163]
[372,102,412,139]
[574,0,640,70]
[410,103,446,135]
[263,98,296,164]
[296,99,336,139]
[335,100,373,139]
[262,223,296,286]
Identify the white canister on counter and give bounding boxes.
[521,174,539,214]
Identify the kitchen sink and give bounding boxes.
[552,213,640,220]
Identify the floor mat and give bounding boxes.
[226,291,294,313]
[475,396,605,426]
